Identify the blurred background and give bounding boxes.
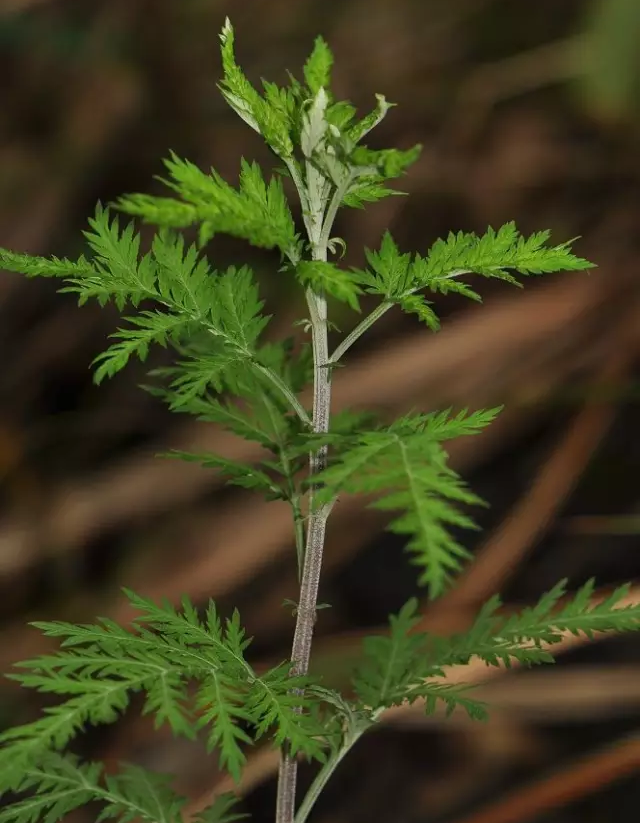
[0,0,639,821]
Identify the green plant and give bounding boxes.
[0,18,637,823]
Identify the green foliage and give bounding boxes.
[218,18,294,157]
[296,260,362,311]
[166,450,288,499]
[0,16,636,823]
[0,591,329,792]
[353,581,639,720]
[355,224,595,323]
[311,409,501,597]
[341,177,406,209]
[116,154,300,256]
[0,752,243,823]
[304,36,333,94]
[3,206,276,394]
[0,249,94,280]
[430,578,640,668]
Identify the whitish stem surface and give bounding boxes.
[275,288,332,823]
[275,161,339,823]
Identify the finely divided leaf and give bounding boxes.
[0,753,190,823]
[128,153,300,256]
[58,210,272,387]
[342,178,405,209]
[353,598,427,708]
[429,579,640,670]
[219,19,293,157]
[92,311,193,384]
[357,225,594,325]
[312,411,497,597]
[0,249,94,280]
[350,144,422,179]
[304,36,333,94]
[352,599,488,720]
[165,450,287,499]
[296,260,362,311]
[195,794,248,823]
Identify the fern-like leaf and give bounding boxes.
[118,153,300,257]
[355,224,595,325]
[312,410,499,596]
[430,579,640,670]
[0,752,211,823]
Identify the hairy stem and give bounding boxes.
[295,707,382,823]
[254,363,311,425]
[276,286,331,823]
[329,300,393,363]
[294,743,352,823]
[276,162,337,821]
[328,268,476,364]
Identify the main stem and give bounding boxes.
[275,293,331,821]
[275,165,335,823]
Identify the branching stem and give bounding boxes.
[329,300,393,363]
[254,362,311,425]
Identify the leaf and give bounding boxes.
[311,413,495,597]
[416,222,595,284]
[350,144,422,179]
[0,248,95,280]
[195,672,253,783]
[296,260,362,311]
[154,153,299,257]
[415,682,489,721]
[244,662,327,762]
[342,178,406,209]
[164,450,286,499]
[218,18,293,157]
[218,18,263,134]
[163,392,288,448]
[429,579,640,670]
[347,94,395,143]
[300,86,329,159]
[398,294,440,330]
[304,36,333,93]
[195,794,248,823]
[114,194,197,228]
[359,231,414,298]
[92,311,192,384]
[353,598,428,708]
[0,753,189,823]
[355,224,595,325]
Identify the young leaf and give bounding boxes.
[296,260,362,311]
[304,36,333,94]
[0,249,95,280]
[350,144,422,179]
[348,94,395,144]
[138,153,300,256]
[218,18,293,157]
[342,178,406,209]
